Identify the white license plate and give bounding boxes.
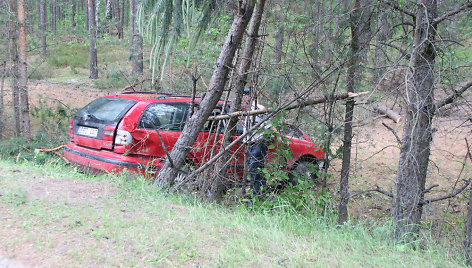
[77,126,98,137]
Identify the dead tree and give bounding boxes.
[155,0,256,190]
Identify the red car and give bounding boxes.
[64,92,324,179]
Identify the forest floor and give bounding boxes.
[0,80,471,266]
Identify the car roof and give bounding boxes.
[103,91,229,105]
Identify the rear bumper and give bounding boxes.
[64,143,161,176]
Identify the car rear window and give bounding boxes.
[76,97,137,123]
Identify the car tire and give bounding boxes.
[290,160,321,184]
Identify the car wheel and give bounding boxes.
[290,160,321,183]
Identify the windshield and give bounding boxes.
[76,97,137,123]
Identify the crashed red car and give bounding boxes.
[64,92,325,179]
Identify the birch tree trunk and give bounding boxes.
[338,0,372,224]
[155,0,256,189]
[96,0,101,32]
[17,0,30,141]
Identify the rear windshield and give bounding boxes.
[76,97,137,123]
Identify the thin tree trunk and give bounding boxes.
[96,0,101,33]
[118,0,124,39]
[274,8,284,64]
[85,0,89,30]
[9,3,21,137]
[155,0,256,189]
[50,0,56,33]
[71,0,76,28]
[103,0,111,32]
[465,183,472,266]
[338,0,372,225]
[130,0,143,75]
[17,0,30,141]
[40,0,47,56]
[393,0,438,241]
[88,0,98,78]
[0,59,6,141]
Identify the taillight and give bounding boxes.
[69,120,74,140]
[115,129,132,145]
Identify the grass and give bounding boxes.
[0,159,466,267]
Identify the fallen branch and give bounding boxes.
[374,104,402,123]
[37,144,65,152]
[54,151,69,163]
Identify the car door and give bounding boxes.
[130,102,188,160]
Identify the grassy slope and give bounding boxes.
[0,160,463,267]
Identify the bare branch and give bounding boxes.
[433,2,472,26]
[350,185,394,199]
[421,180,472,204]
[379,0,415,18]
[423,184,439,194]
[379,41,410,58]
[382,122,401,145]
[436,81,472,109]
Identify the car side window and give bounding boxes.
[138,103,188,131]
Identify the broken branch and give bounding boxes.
[374,104,402,123]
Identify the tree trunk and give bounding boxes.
[118,0,124,39]
[103,0,111,32]
[338,0,372,225]
[0,59,6,141]
[9,2,21,137]
[96,0,101,33]
[85,0,89,30]
[88,0,98,78]
[40,0,47,57]
[17,0,30,141]
[393,0,438,241]
[209,0,266,201]
[274,8,284,64]
[155,0,256,189]
[50,0,56,33]
[71,0,76,28]
[465,184,472,266]
[130,0,143,75]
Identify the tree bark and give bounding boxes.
[71,0,76,28]
[155,0,256,189]
[85,0,89,30]
[338,0,372,225]
[209,0,266,201]
[393,0,438,241]
[103,0,111,32]
[88,0,98,78]
[96,0,101,33]
[39,0,47,57]
[9,1,21,137]
[274,8,284,64]
[130,0,143,75]
[0,59,6,141]
[118,0,124,39]
[50,0,56,33]
[17,0,30,141]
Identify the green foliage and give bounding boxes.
[47,43,89,68]
[92,68,129,89]
[31,97,74,139]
